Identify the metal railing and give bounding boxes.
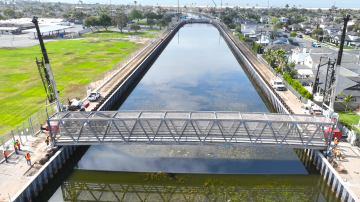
[60,21,178,104]
[0,102,56,154]
[49,111,333,149]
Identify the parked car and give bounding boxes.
[270,77,286,91]
[88,92,101,101]
[312,43,321,47]
[297,34,303,38]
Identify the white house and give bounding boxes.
[279,17,288,22]
[304,53,358,68]
[291,48,331,64]
[260,16,271,23]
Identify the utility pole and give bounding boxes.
[32,17,62,112]
[337,14,350,66]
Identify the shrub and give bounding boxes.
[290,32,297,37]
[283,74,312,99]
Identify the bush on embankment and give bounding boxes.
[283,74,312,99]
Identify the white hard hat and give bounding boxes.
[335,137,338,139]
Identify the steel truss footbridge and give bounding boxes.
[48,111,334,149]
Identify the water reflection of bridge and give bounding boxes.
[61,180,322,202]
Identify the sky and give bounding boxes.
[64,0,359,9]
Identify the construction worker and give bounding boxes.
[14,144,18,155]
[333,146,338,152]
[15,140,21,151]
[2,151,8,163]
[25,153,31,166]
[334,137,339,147]
[336,148,342,161]
[325,149,332,159]
[45,136,50,146]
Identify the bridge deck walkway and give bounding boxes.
[220,24,303,114]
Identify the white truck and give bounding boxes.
[270,77,286,91]
[302,101,322,115]
[87,92,100,101]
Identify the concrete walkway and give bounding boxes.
[335,140,360,200]
[0,133,50,201]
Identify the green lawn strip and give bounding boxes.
[146,29,161,32]
[335,111,360,133]
[0,39,140,135]
[83,30,150,38]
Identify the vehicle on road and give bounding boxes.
[302,101,322,115]
[68,98,88,111]
[88,92,101,101]
[270,77,286,91]
[312,42,321,47]
[297,34,303,38]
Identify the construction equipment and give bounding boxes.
[32,16,62,112]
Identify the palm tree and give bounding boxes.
[285,4,289,10]
[274,49,286,73]
[338,93,355,111]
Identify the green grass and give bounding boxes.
[83,31,151,38]
[0,39,140,135]
[335,45,354,49]
[335,110,360,133]
[146,29,161,32]
[131,21,147,25]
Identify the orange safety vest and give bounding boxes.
[3,152,7,157]
[45,136,49,141]
[333,146,337,151]
[25,154,30,160]
[16,140,20,146]
[336,150,341,155]
[14,145,18,149]
[334,139,339,144]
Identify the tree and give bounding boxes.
[3,8,16,18]
[274,21,283,30]
[338,93,355,111]
[62,13,70,18]
[285,4,289,10]
[49,12,56,17]
[146,18,155,29]
[130,24,141,32]
[0,14,5,20]
[270,17,279,25]
[290,32,297,37]
[334,18,342,24]
[235,24,241,33]
[15,12,24,18]
[144,11,156,19]
[312,29,324,42]
[72,11,88,20]
[112,12,128,33]
[156,19,166,29]
[130,9,143,21]
[98,13,112,31]
[83,16,100,32]
[274,49,286,73]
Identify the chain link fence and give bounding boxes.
[59,21,178,103]
[1,21,178,156]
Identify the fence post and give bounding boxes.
[16,125,23,145]
[11,130,16,142]
[22,121,28,141]
[29,117,35,136]
[1,137,5,151]
[40,109,45,124]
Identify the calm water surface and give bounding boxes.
[46,24,339,202]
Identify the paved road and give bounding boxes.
[0,24,84,47]
[278,31,360,55]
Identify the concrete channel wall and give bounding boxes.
[213,22,290,114]
[11,146,83,202]
[305,149,358,202]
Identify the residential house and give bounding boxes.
[279,17,288,22]
[291,47,331,64]
[304,53,358,69]
[241,22,266,36]
[260,16,271,23]
[288,24,302,31]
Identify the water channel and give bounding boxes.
[42,23,339,201]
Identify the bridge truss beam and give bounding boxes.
[49,111,333,149]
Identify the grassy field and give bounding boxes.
[0,39,140,135]
[83,31,155,38]
[146,29,161,32]
[336,110,360,133]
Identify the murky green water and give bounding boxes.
[44,24,339,201]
